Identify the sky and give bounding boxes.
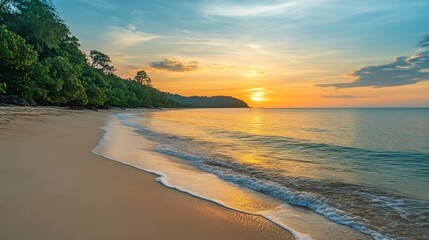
[53,0,429,108]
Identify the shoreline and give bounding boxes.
[97,111,370,240]
[92,131,300,239]
[0,107,293,240]
[92,117,303,239]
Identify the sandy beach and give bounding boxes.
[0,107,293,240]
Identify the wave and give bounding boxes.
[155,146,429,240]
[119,114,429,240]
[120,122,429,239]
[92,120,311,240]
[214,129,429,172]
[128,119,429,174]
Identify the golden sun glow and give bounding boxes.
[240,153,262,164]
[250,91,267,102]
[242,70,264,78]
[245,88,268,102]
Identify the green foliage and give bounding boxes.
[0,0,13,22]
[47,34,87,70]
[0,82,6,94]
[89,50,116,74]
[134,70,152,86]
[41,56,87,105]
[16,61,50,101]
[0,25,38,70]
[0,0,229,109]
[2,0,69,55]
[0,24,38,95]
[0,0,176,108]
[81,66,108,107]
[102,73,156,108]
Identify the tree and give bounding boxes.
[47,33,87,70]
[0,0,12,21]
[0,25,38,94]
[134,70,152,86]
[0,1,179,108]
[18,61,52,102]
[0,82,6,93]
[0,0,10,14]
[0,0,10,9]
[3,0,69,55]
[81,65,109,107]
[43,56,88,105]
[89,50,116,74]
[0,25,38,70]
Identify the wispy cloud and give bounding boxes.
[107,25,157,47]
[149,58,200,72]
[321,95,371,99]
[200,1,298,17]
[207,64,266,72]
[198,0,406,20]
[419,35,429,48]
[318,36,429,88]
[242,88,266,92]
[76,0,116,9]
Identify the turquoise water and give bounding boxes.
[119,108,429,239]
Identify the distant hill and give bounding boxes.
[166,93,249,108]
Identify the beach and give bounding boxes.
[0,107,292,240]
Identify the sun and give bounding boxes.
[250,91,267,102]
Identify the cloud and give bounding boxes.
[321,95,370,99]
[149,58,200,72]
[318,36,429,88]
[107,25,157,47]
[200,2,297,17]
[242,88,266,92]
[199,0,404,19]
[146,58,267,75]
[419,35,429,48]
[76,0,116,9]
[206,64,267,77]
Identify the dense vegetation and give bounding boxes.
[0,0,248,108]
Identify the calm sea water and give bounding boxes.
[103,108,429,240]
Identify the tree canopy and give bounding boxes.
[0,25,38,96]
[134,70,152,87]
[2,0,69,55]
[89,50,116,74]
[0,0,248,109]
[0,0,175,108]
[0,25,37,70]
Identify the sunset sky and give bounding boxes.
[54,0,429,107]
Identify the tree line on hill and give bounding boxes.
[167,94,249,108]
[0,0,249,109]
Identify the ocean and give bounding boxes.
[94,108,429,240]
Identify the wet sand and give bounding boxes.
[0,107,293,240]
